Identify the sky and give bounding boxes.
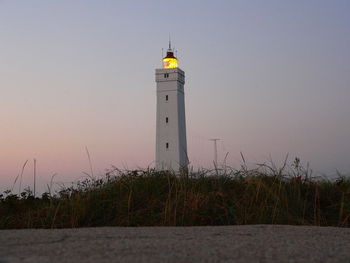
[1,0,350,193]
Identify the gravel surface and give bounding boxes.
[0,225,349,263]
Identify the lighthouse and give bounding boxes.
[155,41,188,171]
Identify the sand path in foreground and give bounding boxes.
[1,225,350,263]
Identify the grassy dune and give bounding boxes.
[1,159,350,229]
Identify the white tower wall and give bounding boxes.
[155,68,188,171]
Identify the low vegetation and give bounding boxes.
[1,158,349,229]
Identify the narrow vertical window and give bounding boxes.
[166,142,169,149]
[165,95,168,101]
[166,117,169,124]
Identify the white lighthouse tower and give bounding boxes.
[155,41,188,171]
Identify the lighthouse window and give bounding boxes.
[165,95,168,101]
[166,117,169,124]
[166,142,169,149]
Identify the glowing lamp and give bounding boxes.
[163,50,178,69]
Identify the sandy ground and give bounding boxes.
[0,225,350,263]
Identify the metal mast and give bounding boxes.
[209,138,220,167]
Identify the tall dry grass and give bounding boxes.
[0,159,349,229]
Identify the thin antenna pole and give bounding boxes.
[33,158,36,198]
[168,33,171,50]
[209,139,220,167]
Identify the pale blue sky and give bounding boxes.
[1,0,350,192]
